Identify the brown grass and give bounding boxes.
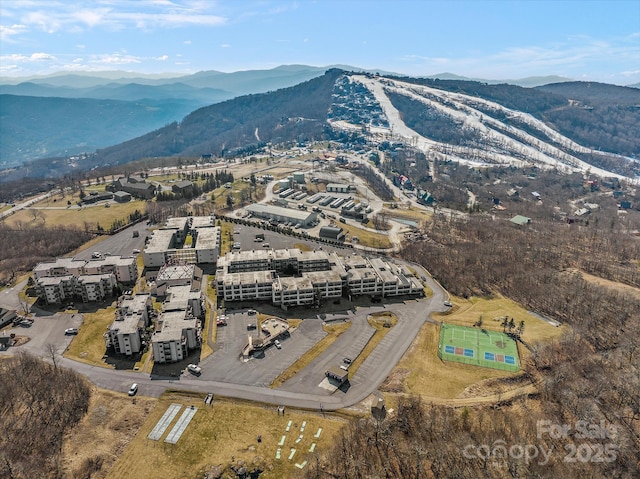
[270,321,351,388]
[338,222,392,249]
[389,295,564,399]
[6,200,147,229]
[62,388,156,479]
[64,305,116,368]
[105,392,346,479]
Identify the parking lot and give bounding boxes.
[227,222,350,256]
[198,308,327,387]
[0,310,83,358]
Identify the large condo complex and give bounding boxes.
[33,255,137,304]
[142,215,221,268]
[215,248,423,308]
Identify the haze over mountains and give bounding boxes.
[1,65,639,181]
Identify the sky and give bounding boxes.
[0,0,639,85]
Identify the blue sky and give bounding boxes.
[1,0,639,84]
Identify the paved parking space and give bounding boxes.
[199,309,327,387]
[0,311,83,357]
[229,223,350,255]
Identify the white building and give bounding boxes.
[326,183,353,193]
[106,293,151,355]
[151,308,200,363]
[143,216,220,268]
[245,204,317,226]
[215,248,421,307]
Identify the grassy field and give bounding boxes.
[339,222,393,249]
[389,295,564,399]
[270,321,351,388]
[105,392,347,479]
[64,305,117,368]
[6,200,146,229]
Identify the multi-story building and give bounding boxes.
[33,256,137,305]
[106,293,152,355]
[215,248,421,307]
[142,216,220,268]
[151,308,200,363]
[151,285,203,364]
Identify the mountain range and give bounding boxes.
[1,66,639,183]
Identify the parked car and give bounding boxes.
[274,339,282,349]
[187,364,202,374]
[343,357,353,364]
[128,383,138,396]
[262,243,270,248]
[64,327,79,335]
[132,249,140,254]
[247,323,257,330]
[444,301,453,307]
[247,309,257,315]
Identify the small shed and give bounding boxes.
[510,215,531,226]
[326,366,348,384]
[113,191,132,203]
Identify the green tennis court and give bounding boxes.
[438,323,520,372]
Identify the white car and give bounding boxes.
[444,301,453,307]
[132,249,140,254]
[187,364,202,374]
[64,327,79,335]
[128,383,138,396]
[274,339,282,349]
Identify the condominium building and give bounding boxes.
[215,248,422,308]
[106,293,152,355]
[143,216,220,268]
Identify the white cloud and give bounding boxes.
[220,43,230,48]
[0,52,56,62]
[183,40,192,45]
[156,54,169,61]
[7,3,227,34]
[88,53,141,65]
[0,23,27,42]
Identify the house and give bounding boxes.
[108,176,156,199]
[326,183,353,193]
[172,180,194,196]
[620,201,632,210]
[113,191,132,203]
[510,215,531,226]
[416,189,434,206]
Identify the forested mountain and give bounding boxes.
[0,95,203,169]
[3,70,639,183]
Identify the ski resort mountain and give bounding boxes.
[2,69,639,183]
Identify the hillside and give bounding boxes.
[94,72,640,179]
[3,70,640,183]
[0,94,202,169]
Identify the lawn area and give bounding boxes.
[270,321,351,388]
[339,222,392,249]
[389,295,563,399]
[105,392,347,479]
[6,200,147,229]
[64,305,116,368]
